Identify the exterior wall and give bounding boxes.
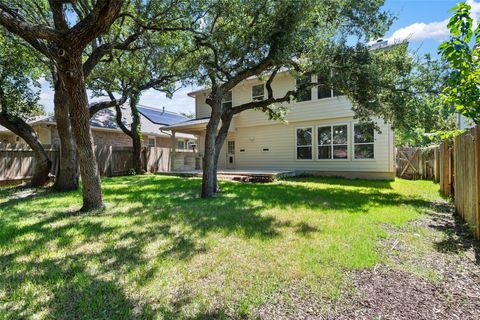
[195,94,211,119]
[233,118,394,173]
[0,124,52,145]
[50,125,189,149]
[0,132,15,144]
[193,72,395,177]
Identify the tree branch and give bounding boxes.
[67,0,124,52]
[0,3,64,42]
[88,94,128,118]
[83,31,143,77]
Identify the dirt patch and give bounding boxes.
[255,200,480,320]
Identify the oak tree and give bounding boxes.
[0,0,124,210]
[188,0,393,197]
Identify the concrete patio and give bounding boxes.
[158,169,297,182]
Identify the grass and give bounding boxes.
[0,175,441,319]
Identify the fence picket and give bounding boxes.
[0,144,197,182]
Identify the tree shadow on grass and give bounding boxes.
[0,175,435,318]
[425,201,480,265]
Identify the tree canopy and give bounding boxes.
[439,2,480,124]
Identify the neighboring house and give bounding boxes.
[457,113,475,131]
[164,71,395,179]
[0,105,196,151]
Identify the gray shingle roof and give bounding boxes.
[0,105,195,139]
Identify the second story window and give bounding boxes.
[317,74,333,99]
[252,84,265,101]
[296,75,312,102]
[222,91,232,109]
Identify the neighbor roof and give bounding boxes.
[0,105,195,139]
[90,105,194,138]
[137,105,188,126]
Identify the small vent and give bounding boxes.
[240,149,245,152]
[263,148,269,152]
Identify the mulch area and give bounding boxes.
[255,200,480,320]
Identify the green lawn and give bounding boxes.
[0,175,441,319]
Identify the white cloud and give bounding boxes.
[385,0,480,44]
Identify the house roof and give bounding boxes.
[0,115,53,133]
[161,117,210,132]
[187,69,291,97]
[0,104,196,139]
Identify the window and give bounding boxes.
[147,137,156,147]
[188,140,196,150]
[317,125,348,160]
[252,84,265,101]
[296,75,312,102]
[318,84,332,99]
[354,123,375,159]
[317,74,333,99]
[227,141,235,154]
[296,127,313,160]
[222,91,232,109]
[177,139,185,150]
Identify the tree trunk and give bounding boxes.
[212,112,233,193]
[0,114,51,186]
[58,54,104,211]
[114,95,145,174]
[52,75,80,191]
[132,132,145,174]
[201,109,222,198]
[129,96,145,174]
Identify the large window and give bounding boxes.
[252,84,265,101]
[296,75,312,102]
[318,125,348,159]
[296,127,313,159]
[222,91,232,108]
[354,123,375,159]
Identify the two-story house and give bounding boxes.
[164,71,396,179]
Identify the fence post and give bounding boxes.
[475,126,480,239]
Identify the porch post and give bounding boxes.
[170,130,176,171]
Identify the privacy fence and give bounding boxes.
[396,125,480,239]
[0,143,198,183]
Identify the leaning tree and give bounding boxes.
[88,27,195,174]
[0,31,51,186]
[188,0,394,197]
[3,0,151,192]
[0,0,124,211]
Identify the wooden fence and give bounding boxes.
[396,126,480,239]
[452,126,480,239]
[0,143,59,181]
[0,143,198,182]
[396,146,441,181]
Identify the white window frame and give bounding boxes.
[187,140,195,151]
[177,139,186,150]
[352,123,375,160]
[295,75,313,102]
[222,91,233,109]
[147,136,156,148]
[316,123,350,161]
[252,84,265,101]
[295,126,314,161]
[314,74,343,100]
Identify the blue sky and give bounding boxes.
[39,0,480,115]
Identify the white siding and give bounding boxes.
[191,72,395,175]
[232,119,393,173]
[195,94,211,119]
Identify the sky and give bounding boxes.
[38,0,480,115]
